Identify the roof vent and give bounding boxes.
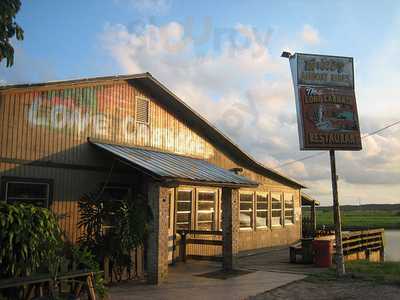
[136,97,150,124]
[229,167,243,175]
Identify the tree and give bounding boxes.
[0,0,24,67]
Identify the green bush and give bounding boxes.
[78,187,151,281]
[0,202,63,278]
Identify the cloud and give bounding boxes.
[100,20,400,206]
[114,0,171,15]
[300,24,320,45]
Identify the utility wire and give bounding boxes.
[273,119,400,170]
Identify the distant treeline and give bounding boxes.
[317,204,400,212]
[313,204,400,230]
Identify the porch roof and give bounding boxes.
[301,193,320,206]
[89,139,259,188]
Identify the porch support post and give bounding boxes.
[222,187,240,271]
[311,201,316,234]
[146,181,169,284]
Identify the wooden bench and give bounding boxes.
[290,238,314,264]
[0,270,102,300]
[289,242,302,263]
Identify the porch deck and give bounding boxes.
[108,247,326,300]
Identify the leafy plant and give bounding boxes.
[0,202,63,278]
[69,244,107,298]
[78,186,151,281]
[0,0,24,67]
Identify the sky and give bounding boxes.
[1,0,400,206]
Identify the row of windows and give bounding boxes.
[239,192,294,229]
[0,177,296,232]
[175,189,295,231]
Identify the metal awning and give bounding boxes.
[89,140,258,188]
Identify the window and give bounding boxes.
[136,97,150,124]
[2,177,52,207]
[256,193,268,228]
[271,192,282,226]
[284,193,295,224]
[100,186,130,231]
[240,193,253,229]
[197,191,216,231]
[176,190,192,230]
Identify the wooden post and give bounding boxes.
[311,201,316,235]
[180,232,187,262]
[329,150,345,277]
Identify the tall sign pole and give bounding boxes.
[329,150,345,276]
[284,52,362,277]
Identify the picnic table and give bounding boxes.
[0,269,102,300]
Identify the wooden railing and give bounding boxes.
[341,229,384,261]
[176,230,223,261]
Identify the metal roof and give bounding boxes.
[90,140,258,188]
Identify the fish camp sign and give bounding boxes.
[289,53,362,150]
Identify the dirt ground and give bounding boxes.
[250,279,400,300]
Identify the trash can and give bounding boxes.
[312,239,333,267]
[301,238,314,264]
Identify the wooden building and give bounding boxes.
[0,73,305,283]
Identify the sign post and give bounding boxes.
[284,52,362,277]
[329,149,345,276]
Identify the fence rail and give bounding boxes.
[176,230,223,261]
[340,229,384,261]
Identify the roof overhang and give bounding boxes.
[89,139,259,188]
[301,193,320,206]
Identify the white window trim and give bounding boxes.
[176,189,193,230]
[255,191,269,229]
[239,191,254,230]
[271,192,283,228]
[196,189,217,230]
[284,193,295,226]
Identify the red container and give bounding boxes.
[312,239,333,267]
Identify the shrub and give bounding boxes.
[0,202,63,278]
[78,187,151,281]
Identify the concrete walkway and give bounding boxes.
[239,246,328,275]
[109,256,306,300]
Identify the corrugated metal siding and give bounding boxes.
[0,79,301,246]
[91,141,257,187]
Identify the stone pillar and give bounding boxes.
[146,181,169,284]
[222,187,240,271]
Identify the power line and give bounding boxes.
[272,119,400,170]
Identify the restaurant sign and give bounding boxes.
[296,53,354,88]
[289,53,362,150]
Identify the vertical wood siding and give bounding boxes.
[0,79,301,247]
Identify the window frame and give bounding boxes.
[271,192,283,227]
[1,176,53,208]
[175,188,194,231]
[135,96,150,125]
[284,192,295,225]
[255,192,269,229]
[99,185,132,232]
[239,191,254,230]
[196,189,217,231]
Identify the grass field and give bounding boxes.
[315,205,400,229]
[307,260,400,284]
